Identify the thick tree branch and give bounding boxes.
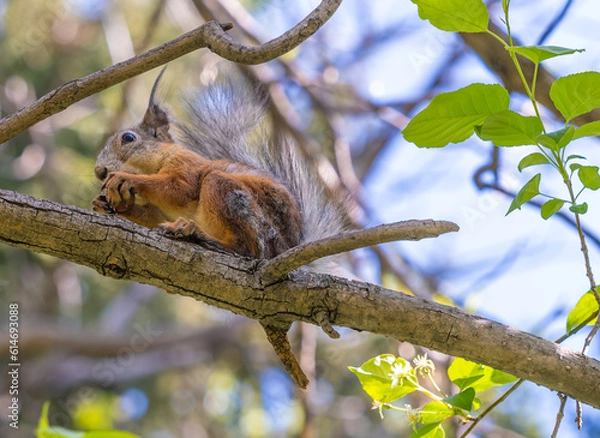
[0,189,599,409]
[0,0,343,145]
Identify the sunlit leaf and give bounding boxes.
[566,289,599,334]
[448,358,517,392]
[403,84,509,147]
[349,355,418,403]
[550,72,600,122]
[508,45,584,64]
[448,358,484,390]
[420,401,455,424]
[517,153,551,172]
[540,198,565,220]
[578,166,600,190]
[573,121,600,139]
[410,0,489,33]
[478,110,543,146]
[506,174,541,215]
[411,422,445,438]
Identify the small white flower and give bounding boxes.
[404,404,421,425]
[413,354,435,377]
[388,360,412,388]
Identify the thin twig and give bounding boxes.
[258,220,459,284]
[460,380,525,437]
[551,393,568,438]
[0,21,231,144]
[576,399,583,429]
[460,301,600,435]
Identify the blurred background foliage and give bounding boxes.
[0,0,599,437]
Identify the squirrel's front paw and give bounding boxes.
[103,172,137,213]
[92,193,115,214]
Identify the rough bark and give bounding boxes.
[1,189,599,409]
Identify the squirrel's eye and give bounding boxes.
[121,132,137,144]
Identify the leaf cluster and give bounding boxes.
[349,354,516,437]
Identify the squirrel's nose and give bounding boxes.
[95,165,108,181]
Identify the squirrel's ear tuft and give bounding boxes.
[140,66,173,141]
[141,103,172,141]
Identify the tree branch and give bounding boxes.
[1,188,599,409]
[259,220,459,284]
[0,0,343,145]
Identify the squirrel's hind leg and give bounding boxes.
[158,218,230,254]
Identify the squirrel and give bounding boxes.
[92,67,348,260]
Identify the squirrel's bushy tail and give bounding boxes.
[176,73,348,245]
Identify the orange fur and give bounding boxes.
[94,143,302,258]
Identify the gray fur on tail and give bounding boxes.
[175,74,347,245]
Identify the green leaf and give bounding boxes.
[420,401,455,424]
[506,174,541,215]
[570,163,583,172]
[411,422,445,438]
[566,289,599,334]
[448,358,484,390]
[403,84,510,147]
[538,127,575,151]
[349,354,418,403]
[477,110,543,146]
[517,153,551,172]
[570,203,588,214]
[410,0,488,33]
[508,46,584,64]
[448,358,517,392]
[536,134,557,150]
[550,72,600,122]
[444,388,476,411]
[573,121,600,139]
[557,126,575,149]
[566,154,586,162]
[540,198,565,219]
[578,166,600,190]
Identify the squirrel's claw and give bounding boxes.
[91,194,115,214]
[103,172,136,213]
